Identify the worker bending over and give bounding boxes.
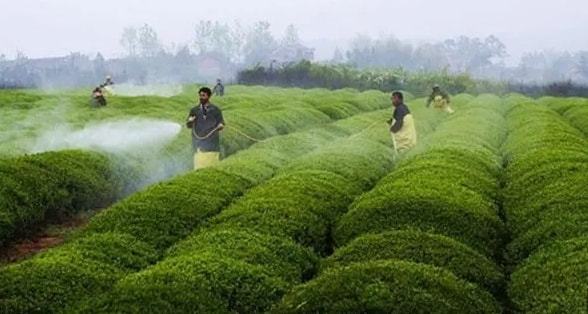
[90,87,107,107]
[427,84,454,114]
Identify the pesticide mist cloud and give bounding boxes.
[31,119,181,154]
[111,84,183,97]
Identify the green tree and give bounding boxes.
[243,21,277,66]
[137,24,163,58]
[120,27,139,57]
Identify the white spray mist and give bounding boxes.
[108,84,183,97]
[29,118,187,192]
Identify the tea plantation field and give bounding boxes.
[0,86,587,313]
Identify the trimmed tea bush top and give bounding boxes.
[273,260,501,314]
[509,237,588,313]
[504,97,588,313]
[0,150,124,247]
[323,230,504,293]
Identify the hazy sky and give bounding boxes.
[1,0,587,64]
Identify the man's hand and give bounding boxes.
[217,123,225,130]
[186,115,196,128]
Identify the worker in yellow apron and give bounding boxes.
[186,87,225,170]
[389,91,417,154]
[427,85,454,114]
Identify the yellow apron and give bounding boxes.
[194,149,220,170]
[391,114,417,154]
[433,95,455,114]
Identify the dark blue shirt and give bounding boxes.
[390,103,410,133]
[187,103,224,152]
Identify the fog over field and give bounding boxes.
[1,0,586,63]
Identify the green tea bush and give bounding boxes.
[335,180,504,257]
[506,171,588,238]
[563,103,588,135]
[504,98,588,313]
[274,260,501,314]
[507,208,588,264]
[323,230,503,293]
[537,96,585,114]
[503,101,588,238]
[509,237,588,313]
[0,232,158,314]
[209,170,359,254]
[81,168,251,252]
[0,150,122,246]
[281,138,395,189]
[168,228,318,282]
[336,100,506,258]
[80,252,289,314]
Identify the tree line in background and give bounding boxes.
[1,20,588,94]
[338,34,588,85]
[237,60,588,98]
[0,22,313,89]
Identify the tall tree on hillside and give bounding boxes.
[576,52,588,81]
[242,21,277,66]
[93,53,107,79]
[346,35,413,69]
[345,34,374,68]
[442,35,506,72]
[193,20,244,62]
[331,47,345,64]
[120,27,139,57]
[137,24,163,58]
[15,51,28,63]
[175,45,193,64]
[273,24,314,63]
[413,42,448,71]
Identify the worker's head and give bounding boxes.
[391,91,403,106]
[217,79,222,83]
[433,84,440,91]
[199,87,213,104]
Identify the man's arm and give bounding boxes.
[426,94,434,107]
[390,118,404,133]
[216,107,225,130]
[186,108,197,128]
[390,107,407,133]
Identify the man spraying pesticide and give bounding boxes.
[186,87,225,170]
[388,91,417,154]
[90,87,107,107]
[90,75,114,108]
[427,84,454,114]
